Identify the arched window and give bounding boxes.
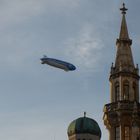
[124,126,130,140]
[133,82,137,100]
[115,126,120,140]
[115,82,120,101]
[123,80,129,100]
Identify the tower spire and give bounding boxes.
[119,3,129,40]
[115,3,134,70]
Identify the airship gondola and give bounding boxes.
[40,56,76,71]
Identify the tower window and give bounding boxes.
[115,127,120,140]
[115,82,120,101]
[124,126,130,140]
[133,82,137,100]
[123,81,129,100]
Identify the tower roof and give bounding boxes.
[115,3,135,71]
[67,115,101,137]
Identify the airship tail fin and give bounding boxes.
[43,55,47,58]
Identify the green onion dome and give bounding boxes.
[67,116,101,138]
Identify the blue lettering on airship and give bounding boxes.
[40,56,76,71]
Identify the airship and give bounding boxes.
[40,56,76,71]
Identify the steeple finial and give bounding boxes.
[118,3,130,40]
[84,112,86,117]
[120,3,128,14]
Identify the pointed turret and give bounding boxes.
[114,3,135,72]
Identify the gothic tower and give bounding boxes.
[103,3,140,140]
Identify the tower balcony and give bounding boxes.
[104,100,140,113]
[103,101,140,128]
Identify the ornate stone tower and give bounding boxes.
[103,3,140,140]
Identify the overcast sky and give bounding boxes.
[0,0,140,140]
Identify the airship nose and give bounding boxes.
[69,65,76,71]
[73,65,76,70]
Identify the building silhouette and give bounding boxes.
[103,3,140,140]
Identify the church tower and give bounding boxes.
[103,3,140,140]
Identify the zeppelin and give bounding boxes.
[40,56,76,71]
